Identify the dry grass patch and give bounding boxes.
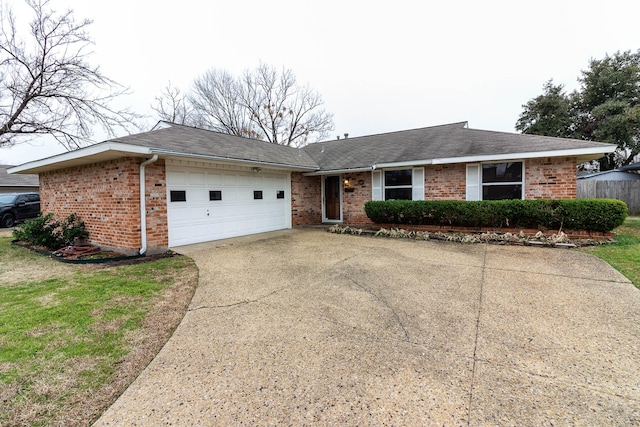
[0,237,198,426]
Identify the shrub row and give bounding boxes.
[364,199,628,232]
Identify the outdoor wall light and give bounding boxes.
[252,167,262,173]
[343,177,354,192]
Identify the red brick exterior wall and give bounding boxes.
[425,164,467,200]
[142,160,168,251]
[39,157,168,253]
[525,157,577,199]
[336,157,578,226]
[342,171,372,225]
[38,156,579,249]
[291,172,322,226]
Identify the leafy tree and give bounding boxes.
[515,80,574,138]
[578,51,640,170]
[0,0,138,150]
[517,50,640,170]
[154,64,335,147]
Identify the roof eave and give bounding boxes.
[8,143,319,174]
[429,147,616,165]
[310,147,615,173]
[302,166,374,176]
[8,142,153,174]
[153,149,319,171]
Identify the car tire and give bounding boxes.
[1,213,15,228]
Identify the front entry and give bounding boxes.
[323,176,341,222]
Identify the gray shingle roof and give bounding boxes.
[111,123,319,169]
[619,162,640,171]
[578,170,640,180]
[302,122,616,171]
[10,121,617,175]
[0,165,39,187]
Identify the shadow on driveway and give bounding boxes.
[95,229,640,425]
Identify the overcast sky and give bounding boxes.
[2,0,639,165]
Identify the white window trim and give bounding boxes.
[467,161,526,200]
[377,167,425,201]
[372,170,382,201]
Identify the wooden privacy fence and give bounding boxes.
[577,180,640,215]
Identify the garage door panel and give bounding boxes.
[223,174,238,186]
[188,171,206,185]
[168,170,188,185]
[190,189,208,203]
[206,172,222,186]
[167,166,290,246]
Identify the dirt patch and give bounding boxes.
[58,261,198,426]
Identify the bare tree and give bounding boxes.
[151,82,193,125]
[0,0,139,151]
[188,64,334,147]
[189,69,255,136]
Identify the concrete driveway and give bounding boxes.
[95,229,640,425]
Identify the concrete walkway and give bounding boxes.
[95,229,640,425]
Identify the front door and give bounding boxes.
[324,176,341,221]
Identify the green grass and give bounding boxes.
[581,216,640,289]
[0,237,197,426]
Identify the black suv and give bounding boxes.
[0,193,41,228]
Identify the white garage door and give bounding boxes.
[166,165,291,246]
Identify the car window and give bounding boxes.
[16,195,27,203]
[27,194,39,202]
[0,195,16,204]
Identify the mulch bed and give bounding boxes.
[327,225,614,248]
[10,241,175,266]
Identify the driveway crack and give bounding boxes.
[344,274,411,343]
[188,284,292,312]
[467,243,488,426]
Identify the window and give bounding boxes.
[384,169,412,200]
[209,190,222,201]
[372,168,424,201]
[482,162,523,200]
[254,190,263,200]
[170,190,187,202]
[276,190,285,199]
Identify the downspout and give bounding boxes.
[139,155,158,255]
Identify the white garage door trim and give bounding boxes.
[166,162,291,247]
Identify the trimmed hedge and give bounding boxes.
[364,199,628,233]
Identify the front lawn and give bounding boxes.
[0,237,198,426]
[581,216,640,289]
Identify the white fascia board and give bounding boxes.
[373,160,434,169]
[431,147,617,165]
[8,142,152,174]
[302,167,373,176]
[154,149,319,172]
[367,147,615,171]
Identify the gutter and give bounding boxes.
[302,166,373,176]
[139,155,158,255]
[150,148,319,172]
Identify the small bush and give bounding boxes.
[13,213,88,250]
[364,199,627,233]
